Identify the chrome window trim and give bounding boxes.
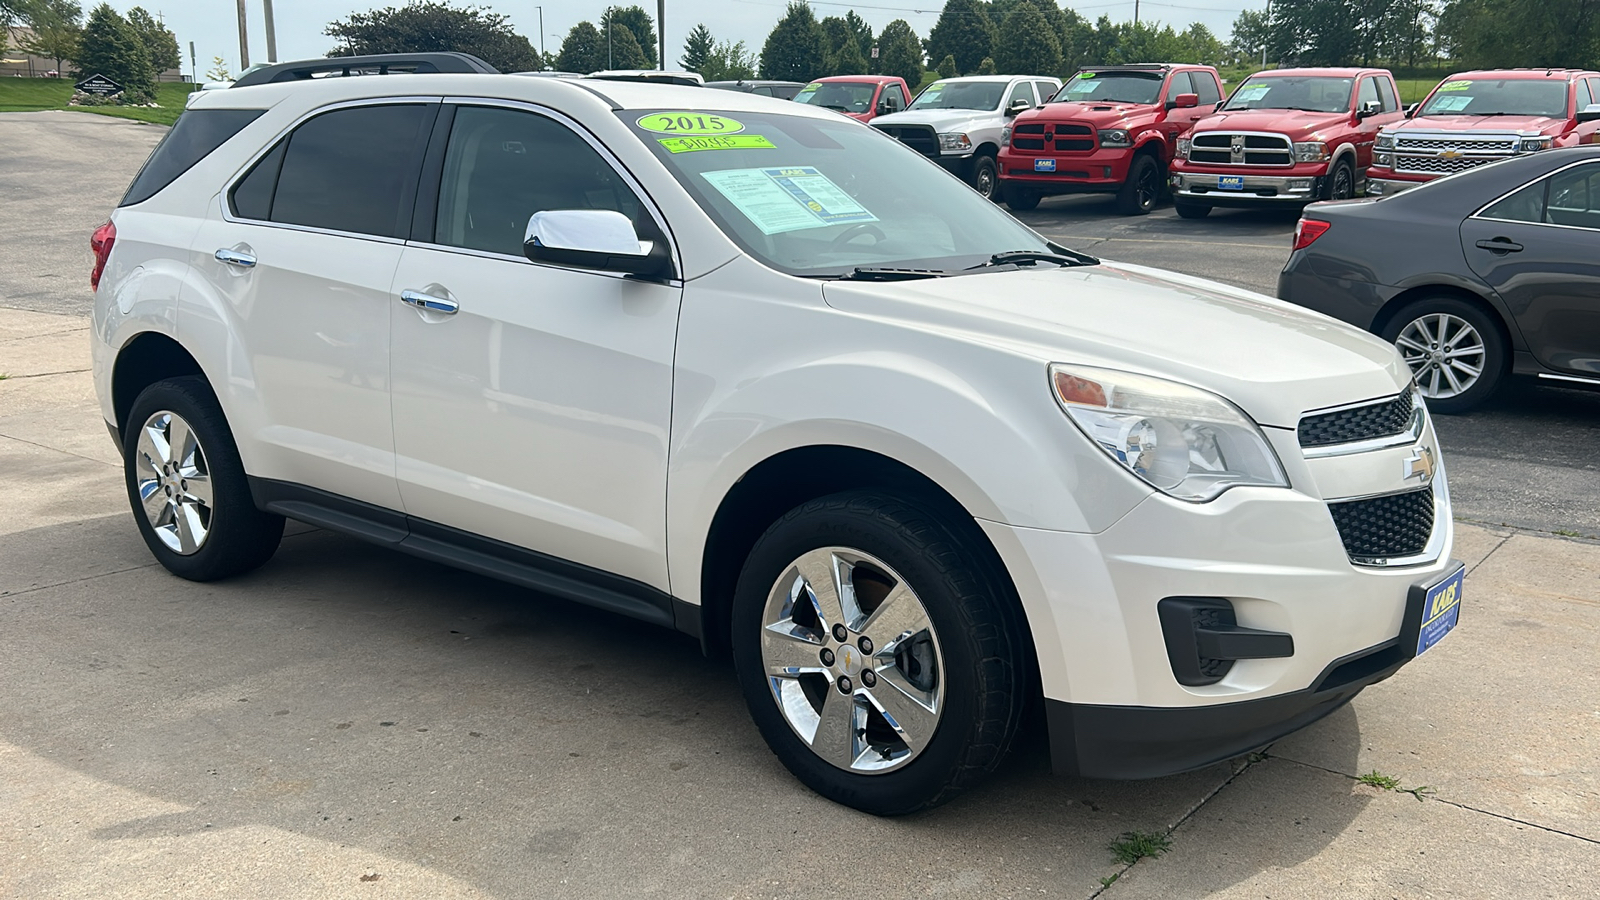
[1470,158,1600,231]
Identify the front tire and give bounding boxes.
[1116,154,1160,215]
[123,376,284,580]
[1327,159,1356,200]
[731,492,1027,816]
[1002,184,1040,210]
[970,154,999,201]
[1174,200,1212,219]
[1380,297,1508,414]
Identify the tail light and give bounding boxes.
[90,220,116,290]
[1292,218,1330,251]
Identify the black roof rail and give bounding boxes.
[231,52,498,88]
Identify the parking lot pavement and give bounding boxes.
[4,306,1600,896]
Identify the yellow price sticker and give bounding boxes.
[658,135,776,153]
[637,112,745,135]
[1438,80,1473,92]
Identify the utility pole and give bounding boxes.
[536,6,545,69]
[189,40,196,82]
[657,0,664,70]
[1134,0,1139,27]
[263,0,277,62]
[1262,0,1272,68]
[235,0,250,70]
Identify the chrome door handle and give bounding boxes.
[214,248,256,268]
[400,289,459,314]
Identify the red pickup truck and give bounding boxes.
[997,64,1222,214]
[792,75,913,123]
[1366,68,1600,196]
[1169,68,1406,218]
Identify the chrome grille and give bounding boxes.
[1393,132,1519,176]
[1190,132,1293,166]
[1298,393,1416,448]
[1395,136,1516,153]
[1395,154,1499,175]
[1328,488,1435,562]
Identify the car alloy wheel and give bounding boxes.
[759,546,944,774]
[1396,313,1486,400]
[133,409,215,555]
[972,156,998,200]
[1331,162,1354,200]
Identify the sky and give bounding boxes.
[109,0,1269,81]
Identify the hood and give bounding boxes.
[1393,113,1569,135]
[1022,100,1157,127]
[822,263,1410,428]
[1193,108,1351,139]
[871,107,997,132]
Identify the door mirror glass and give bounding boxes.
[1578,103,1600,123]
[523,209,669,277]
[1005,98,1032,117]
[1170,92,1199,110]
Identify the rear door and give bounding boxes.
[1462,160,1600,377]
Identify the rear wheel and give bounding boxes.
[1380,296,1507,413]
[1002,184,1040,210]
[1117,154,1161,215]
[1174,200,1212,219]
[731,492,1027,816]
[970,155,999,201]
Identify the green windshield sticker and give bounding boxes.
[636,112,745,135]
[1079,72,1094,78]
[1243,82,1271,90]
[1438,80,1472,92]
[659,134,776,153]
[701,166,878,235]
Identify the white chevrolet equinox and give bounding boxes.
[90,54,1465,815]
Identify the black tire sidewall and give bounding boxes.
[730,493,1019,816]
[1003,185,1040,210]
[972,155,998,200]
[1174,201,1211,219]
[1381,297,1508,414]
[1330,160,1355,200]
[1118,155,1158,215]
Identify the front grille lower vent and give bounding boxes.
[874,124,939,158]
[1328,488,1435,561]
[1298,392,1415,448]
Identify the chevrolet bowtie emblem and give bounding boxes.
[1404,445,1436,482]
[1438,148,1464,160]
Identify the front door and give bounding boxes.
[389,103,682,591]
[1461,160,1600,377]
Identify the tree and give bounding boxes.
[1229,9,1271,65]
[876,18,923,85]
[936,53,957,78]
[993,1,1060,75]
[126,6,178,75]
[843,10,874,59]
[702,39,756,81]
[324,2,537,73]
[19,0,82,75]
[1440,0,1597,69]
[925,0,993,75]
[1054,7,1095,73]
[1178,22,1224,65]
[680,22,714,72]
[601,5,656,67]
[556,20,605,73]
[759,2,829,82]
[977,56,996,75]
[72,3,153,101]
[832,35,868,75]
[204,55,231,82]
[603,20,650,70]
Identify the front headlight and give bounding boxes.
[938,132,972,152]
[1176,137,1192,160]
[1375,133,1395,151]
[1050,364,1288,503]
[1373,152,1393,167]
[1519,135,1553,152]
[1293,141,1331,163]
[1099,129,1131,148]
[1001,124,1013,145]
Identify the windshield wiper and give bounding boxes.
[836,267,953,281]
[969,248,1098,270]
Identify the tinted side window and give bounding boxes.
[1547,163,1600,229]
[434,106,645,257]
[1193,74,1221,105]
[1358,77,1381,110]
[1378,77,1400,111]
[229,140,286,220]
[1006,81,1034,108]
[1166,71,1194,101]
[122,108,264,206]
[895,85,911,107]
[1578,79,1595,110]
[271,104,434,238]
[1481,179,1546,224]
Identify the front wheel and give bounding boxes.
[1380,297,1507,414]
[1116,155,1160,215]
[1327,159,1356,200]
[1002,183,1040,210]
[1174,200,1212,219]
[970,155,999,201]
[731,492,1027,816]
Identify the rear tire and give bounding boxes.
[1116,154,1160,215]
[1380,296,1508,414]
[971,155,999,201]
[1002,184,1041,210]
[731,491,1027,816]
[123,376,284,580]
[1174,200,1212,219]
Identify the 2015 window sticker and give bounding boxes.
[660,135,776,154]
[636,113,745,135]
[701,166,878,235]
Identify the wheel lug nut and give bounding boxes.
[837,676,853,694]
[861,669,877,688]
[820,648,835,666]
[831,624,848,642]
[858,636,873,654]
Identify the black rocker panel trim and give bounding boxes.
[248,477,689,634]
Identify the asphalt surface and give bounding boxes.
[2,110,1596,537]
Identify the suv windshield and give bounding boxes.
[1055,71,1163,105]
[623,109,1055,277]
[795,82,877,113]
[908,81,1005,111]
[1419,78,1571,117]
[1224,76,1354,112]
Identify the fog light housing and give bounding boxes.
[1285,178,1314,193]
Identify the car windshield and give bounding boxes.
[623,109,1056,277]
[1224,76,1354,112]
[908,81,1005,111]
[1055,72,1164,105]
[1419,78,1570,117]
[794,82,878,113]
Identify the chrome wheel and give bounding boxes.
[759,547,944,774]
[1396,313,1486,400]
[133,410,213,555]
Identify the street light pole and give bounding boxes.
[607,6,613,69]
[536,6,545,69]
[263,0,277,62]
[657,0,664,71]
[235,0,250,70]
[1262,0,1272,68]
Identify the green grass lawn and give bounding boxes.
[0,79,196,125]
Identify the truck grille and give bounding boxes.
[1189,132,1293,166]
[1298,393,1416,448]
[1393,133,1518,176]
[1012,122,1094,152]
[1328,488,1435,562]
[875,124,940,158]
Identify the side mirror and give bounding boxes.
[1356,99,1383,119]
[1578,103,1600,123]
[523,209,670,278]
[1005,98,1032,117]
[1213,100,1225,111]
[1404,103,1419,118]
[876,100,890,116]
[1167,92,1199,110]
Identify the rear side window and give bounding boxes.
[121,108,264,206]
[256,104,435,238]
[1378,78,1400,111]
[1193,74,1221,105]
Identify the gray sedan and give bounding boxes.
[1278,146,1600,412]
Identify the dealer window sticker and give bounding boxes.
[659,135,776,153]
[1234,84,1272,102]
[1430,95,1473,112]
[701,166,879,235]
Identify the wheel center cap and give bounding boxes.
[836,643,864,677]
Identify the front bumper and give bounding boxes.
[1172,169,1325,205]
[997,146,1132,193]
[1367,174,1431,196]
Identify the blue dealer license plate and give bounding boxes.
[1218,175,1245,191]
[1416,566,1464,656]
[1035,159,1056,172]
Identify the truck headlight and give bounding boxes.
[1293,141,1330,162]
[1373,152,1393,167]
[1001,124,1013,145]
[938,132,972,152]
[1050,364,1288,503]
[1176,137,1192,159]
[1375,133,1395,151]
[1099,129,1131,148]
[1519,135,1552,152]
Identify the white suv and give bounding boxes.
[91,55,1465,816]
